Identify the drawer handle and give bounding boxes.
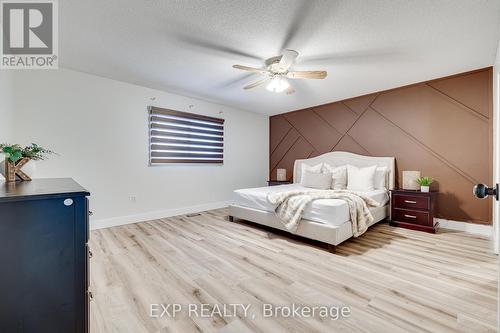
[89,250,93,259]
[404,214,417,219]
[404,200,417,204]
[89,211,94,216]
[88,291,94,301]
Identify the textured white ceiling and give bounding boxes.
[60,0,500,115]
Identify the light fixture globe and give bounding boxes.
[266,75,290,93]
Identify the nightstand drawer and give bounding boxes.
[394,194,429,210]
[393,209,430,226]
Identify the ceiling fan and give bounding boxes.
[232,49,327,95]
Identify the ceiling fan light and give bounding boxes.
[266,76,289,93]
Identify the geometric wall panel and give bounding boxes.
[333,135,370,156]
[313,102,358,133]
[343,93,378,115]
[270,68,493,224]
[270,137,314,182]
[428,70,491,118]
[283,109,342,153]
[349,109,490,223]
[371,84,490,183]
[270,127,300,170]
[270,115,292,153]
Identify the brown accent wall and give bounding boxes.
[270,68,493,224]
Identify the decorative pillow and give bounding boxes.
[347,165,377,191]
[301,171,332,190]
[374,166,388,190]
[322,163,347,190]
[300,163,323,182]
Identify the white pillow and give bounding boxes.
[374,167,388,190]
[322,163,347,190]
[347,165,377,191]
[301,171,332,190]
[300,163,322,182]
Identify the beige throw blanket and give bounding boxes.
[267,190,381,237]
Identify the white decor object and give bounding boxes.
[301,171,332,190]
[374,167,389,190]
[266,76,290,93]
[300,163,323,181]
[277,168,287,181]
[420,185,430,193]
[346,165,377,191]
[322,164,347,190]
[0,159,36,182]
[293,151,395,190]
[402,171,421,190]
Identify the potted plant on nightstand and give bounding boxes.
[1,143,55,182]
[417,176,433,193]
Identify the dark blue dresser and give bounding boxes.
[0,178,90,333]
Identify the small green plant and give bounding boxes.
[1,143,55,163]
[416,176,433,186]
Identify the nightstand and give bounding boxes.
[267,180,293,186]
[389,189,438,233]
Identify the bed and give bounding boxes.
[228,151,395,249]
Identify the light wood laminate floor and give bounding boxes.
[89,208,498,333]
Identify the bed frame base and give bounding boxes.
[228,204,389,247]
[228,213,340,253]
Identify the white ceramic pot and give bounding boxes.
[420,185,430,192]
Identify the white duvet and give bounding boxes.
[232,183,389,227]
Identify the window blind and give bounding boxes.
[149,106,225,164]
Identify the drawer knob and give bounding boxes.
[88,291,94,301]
[404,200,417,204]
[89,211,94,216]
[63,199,73,206]
[89,250,93,258]
[404,214,417,219]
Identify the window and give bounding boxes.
[148,106,225,165]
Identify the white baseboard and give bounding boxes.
[90,201,231,230]
[436,218,493,237]
[92,206,494,238]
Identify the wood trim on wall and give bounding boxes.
[269,67,493,225]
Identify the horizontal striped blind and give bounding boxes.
[149,106,225,164]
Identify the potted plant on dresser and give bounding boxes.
[416,176,433,192]
[0,143,55,182]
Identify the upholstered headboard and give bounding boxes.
[293,151,396,190]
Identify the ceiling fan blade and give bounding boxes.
[285,85,295,95]
[278,49,299,71]
[243,77,270,90]
[218,73,256,89]
[286,70,327,79]
[233,65,268,74]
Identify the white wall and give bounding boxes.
[6,69,269,228]
[0,72,14,142]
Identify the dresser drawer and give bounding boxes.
[393,209,431,226]
[393,194,429,210]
